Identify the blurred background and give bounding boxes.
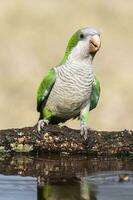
[0,0,133,130]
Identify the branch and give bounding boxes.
[0,125,133,155]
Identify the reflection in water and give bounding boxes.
[0,155,133,180]
[0,155,133,200]
[38,171,133,200]
[38,177,97,200]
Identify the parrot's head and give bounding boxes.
[61,27,101,64]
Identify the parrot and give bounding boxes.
[37,27,101,140]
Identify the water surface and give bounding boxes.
[0,155,132,200]
[0,175,36,200]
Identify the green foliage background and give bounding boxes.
[0,0,133,130]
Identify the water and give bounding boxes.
[89,171,133,200]
[38,171,133,200]
[0,155,132,200]
[0,175,36,200]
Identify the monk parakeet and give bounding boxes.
[37,27,101,140]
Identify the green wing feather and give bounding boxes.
[37,68,56,112]
[90,76,100,111]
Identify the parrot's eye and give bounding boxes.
[79,33,85,39]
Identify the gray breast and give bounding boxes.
[46,63,93,118]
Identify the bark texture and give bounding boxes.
[0,125,133,155]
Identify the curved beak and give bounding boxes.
[89,34,101,53]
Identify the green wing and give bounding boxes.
[37,68,56,112]
[90,76,100,111]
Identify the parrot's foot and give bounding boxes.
[37,119,49,133]
[80,124,88,140]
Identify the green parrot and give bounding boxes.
[37,27,101,140]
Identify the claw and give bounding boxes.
[37,119,49,133]
[80,124,88,140]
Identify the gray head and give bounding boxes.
[61,27,101,64]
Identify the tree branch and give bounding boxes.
[0,125,133,155]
